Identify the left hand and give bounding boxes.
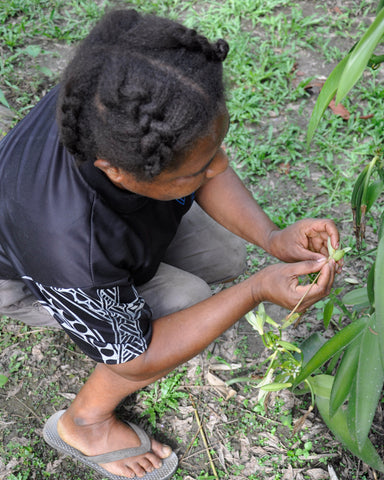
[267,218,340,264]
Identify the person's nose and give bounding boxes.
[205,148,229,179]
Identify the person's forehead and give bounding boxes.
[172,112,229,177]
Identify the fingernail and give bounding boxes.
[317,257,326,262]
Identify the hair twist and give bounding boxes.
[57,8,229,180]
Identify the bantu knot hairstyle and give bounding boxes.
[57,9,229,180]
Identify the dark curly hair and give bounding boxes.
[57,8,229,181]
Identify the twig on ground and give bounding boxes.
[12,396,42,423]
[16,328,50,337]
[292,405,314,435]
[189,394,219,480]
[179,427,201,463]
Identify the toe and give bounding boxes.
[151,439,172,459]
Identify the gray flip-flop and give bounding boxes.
[43,410,178,480]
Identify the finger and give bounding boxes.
[293,260,335,310]
[307,220,339,248]
[288,257,328,277]
[318,220,339,250]
[316,259,336,290]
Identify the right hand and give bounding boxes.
[251,257,336,312]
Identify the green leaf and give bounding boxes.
[260,382,292,391]
[0,374,8,388]
[361,156,380,209]
[306,55,349,146]
[323,300,334,329]
[0,89,10,109]
[367,262,375,308]
[342,287,369,307]
[336,7,384,104]
[365,180,384,212]
[276,340,301,353]
[374,233,384,366]
[293,317,367,387]
[295,332,327,364]
[329,337,360,416]
[349,315,384,450]
[314,375,384,472]
[23,45,42,58]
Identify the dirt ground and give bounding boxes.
[1,1,384,480]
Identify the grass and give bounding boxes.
[1,0,384,479]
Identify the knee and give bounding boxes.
[225,235,247,279]
[208,234,247,283]
[166,276,212,314]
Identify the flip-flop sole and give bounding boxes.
[43,410,178,480]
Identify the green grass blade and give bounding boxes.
[329,336,361,416]
[314,375,384,473]
[306,56,348,147]
[293,317,367,387]
[0,89,10,109]
[335,7,384,104]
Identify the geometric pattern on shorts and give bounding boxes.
[22,276,148,363]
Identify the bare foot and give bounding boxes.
[57,410,172,478]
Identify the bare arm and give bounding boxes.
[196,166,340,261]
[195,166,279,252]
[108,257,335,382]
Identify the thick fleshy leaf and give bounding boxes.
[365,180,384,212]
[367,262,375,308]
[349,315,384,450]
[295,332,327,364]
[323,300,334,329]
[306,55,349,146]
[342,287,369,307]
[293,317,367,387]
[335,7,384,104]
[313,375,384,472]
[329,336,361,416]
[374,234,384,366]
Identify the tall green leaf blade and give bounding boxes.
[352,315,384,450]
[367,262,375,308]
[314,375,384,472]
[306,56,348,146]
[366,180,384,212]
[293,317,367,387]
[374,233,384,366]
[335,7,384,104]
[329,336,361,416]
[323,300,334,329]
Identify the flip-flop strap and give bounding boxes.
[80,422,152,464]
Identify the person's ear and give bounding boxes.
[94,159,123,183]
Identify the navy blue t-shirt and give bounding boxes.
[0,86,194,364]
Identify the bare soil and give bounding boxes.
[0,1,383,480]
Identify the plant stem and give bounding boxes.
[285,270,322,326]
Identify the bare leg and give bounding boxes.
[57,364,173,478]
